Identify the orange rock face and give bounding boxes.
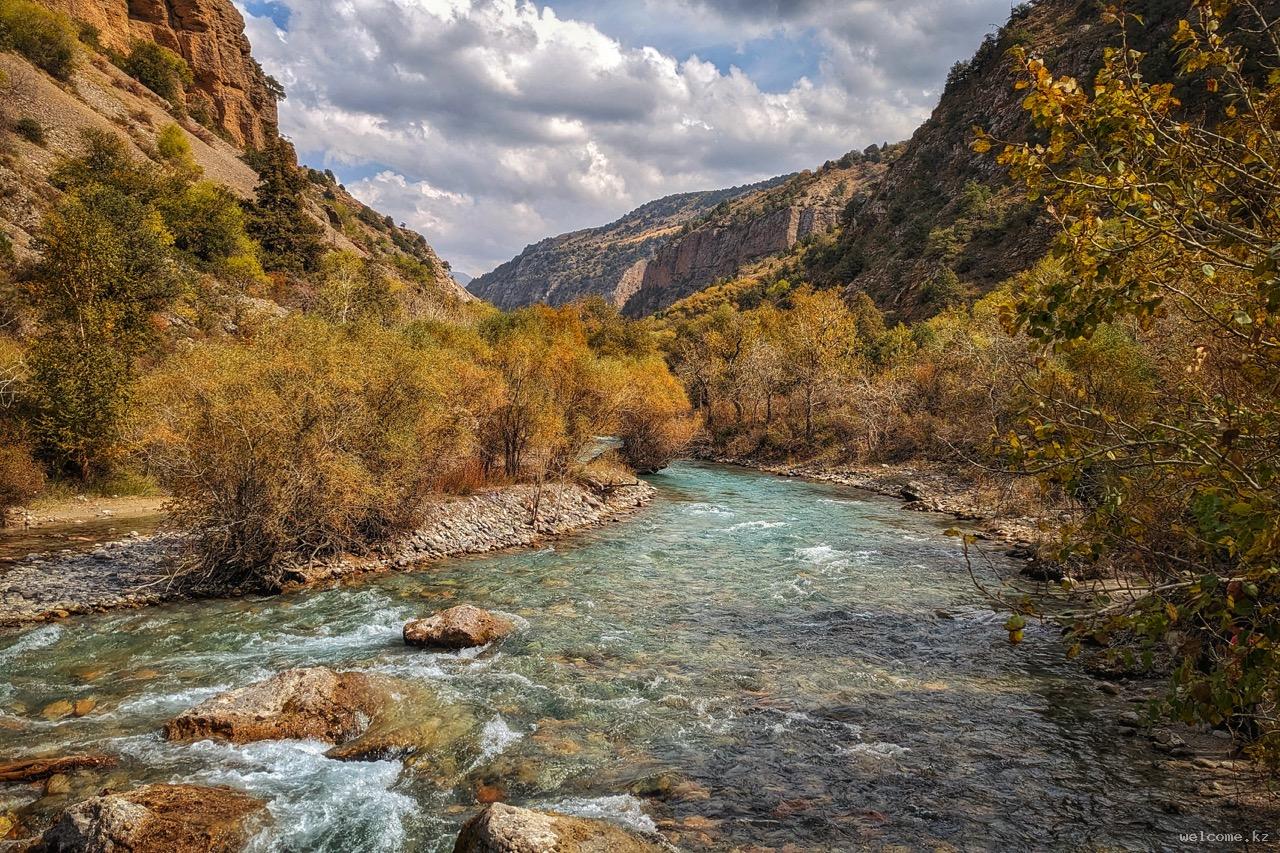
[403,604,516,650]
[163,667,385,745]
[40,783,266,853]
[41,0,279,148]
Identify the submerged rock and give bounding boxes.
[404,605,515,650]
[164,667,476,772]
[38,783,265,853]
[453,803,669,853]
[163,667,385,745]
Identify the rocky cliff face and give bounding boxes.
[468,177,786,310]
[42,0,277,148]
[621,157,885,316]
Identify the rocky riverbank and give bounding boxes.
[704,454,1064,547]
[0,480,655,627]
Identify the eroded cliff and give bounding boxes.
[43,0,277,148]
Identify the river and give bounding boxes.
[0,462,1227,851]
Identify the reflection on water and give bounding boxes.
[0,462,1225,850]
[0,513,166,562]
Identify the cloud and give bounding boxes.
[240,0,1012,275]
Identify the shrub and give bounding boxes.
[135,318,478,589]
[0,0,77,79]
[0,433,44,520]
[13,117,44,145]
[120,40,192,104]
[618,358,696,473]
[155,122,197,174]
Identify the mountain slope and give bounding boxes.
[468,176,787,310]
[2,0,466,305]
[805,0,1279,319]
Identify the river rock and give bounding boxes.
[39,783,265,853]
[453,803,669,853]
[404,605,515,650]
[164,667,385,745]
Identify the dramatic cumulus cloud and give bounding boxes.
[240,0,1013,275]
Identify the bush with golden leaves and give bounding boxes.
[134,317,480,589]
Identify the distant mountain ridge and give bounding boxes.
[468,176,791,311]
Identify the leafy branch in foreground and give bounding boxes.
[975,0,1280,760]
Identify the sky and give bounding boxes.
[237,0,1019,277]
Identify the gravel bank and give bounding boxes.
[0,480,655,626]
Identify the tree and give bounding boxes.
[314,251,400,326]
[135,317,475,588]
[24,152,178,477]
[975,0,1280,760]
[244,143,325,274]
[777,288,859,443]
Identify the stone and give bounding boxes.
[39,783,265,853]
[71,699,96,717]
[164,667,385,745]
[404,605,515,650]
[40,700,74,721]
[44,773,71,795]
[452,803,669,853]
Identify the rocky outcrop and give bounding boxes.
[469,179,785,310]
[404,604,515,650]
[42,0,278,148]
[0,481,654,626]
[471,152,883,318]
[622,203,842,317]
[38,783,265,853]
[453,803,670,853]
[164,667,385,745]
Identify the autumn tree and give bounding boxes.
[777,288,859,443]
[975,0,1280,759]
[25,143,179,477]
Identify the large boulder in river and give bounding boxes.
[39,783,265,852]
[405,605,515,650]
[453,803,669,853]
[163,667,385,745]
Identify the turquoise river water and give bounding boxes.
[0,462,1236,850]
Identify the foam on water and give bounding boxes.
[473,715,522,766]
[0,624,62,662]
[724,519,788,532]
[112,683,235,717]
[794,544,851,567]
[843,741,910,759]
[685,502,734,516]
[185,739,415,853]
[543,794,658,835]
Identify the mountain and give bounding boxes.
[802,0,1280,320]
[3,0,467,305]
[476,0,1271,322]
[620,153,885,317]
[467,176,790,311]
[452,271,473,287]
